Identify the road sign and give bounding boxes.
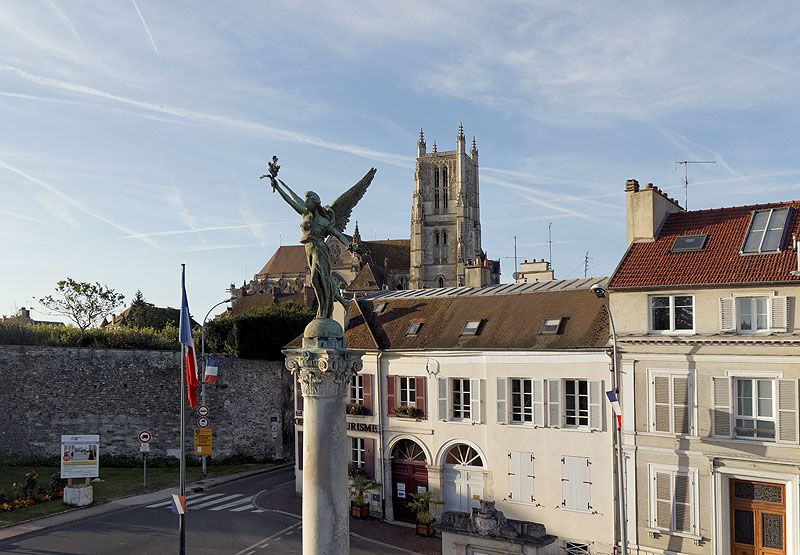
[138,430,152,443]
[193,428,212,456]
[197,416,209,428]
[140,442,150,453]
[197,405,209,417]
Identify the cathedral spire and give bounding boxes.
[432,140,437,153]
[458,122,465,141]
[471,136,478,157]
[417,128,426,157]
[457,122,466,153]
[353,221,362,244]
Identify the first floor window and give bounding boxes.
[399,376,416,407]
[650,295,694,333]
[564,379,589,427]
[452,379,471,420]
[649,466,697,535]
[511,379,533,423]
[737,297,769,332]
[735,378,775,440]
[650,372,692,435]
[351,437,365,470]
[350,374,364,404]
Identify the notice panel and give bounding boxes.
[60,434,100,479]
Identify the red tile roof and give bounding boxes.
[609,201,800,289]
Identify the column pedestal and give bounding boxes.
[285,318,364,555]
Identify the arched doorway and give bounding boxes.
[442,443,485,513]
[391,439,428,523]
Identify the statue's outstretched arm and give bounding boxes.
[330,226,352,249]
[272,178,306,215]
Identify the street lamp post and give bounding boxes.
[200,297,235,476]
[591,283,627,555]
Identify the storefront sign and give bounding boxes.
[347,422,379,433]
[60,434,100,479]
[397,483,406,499]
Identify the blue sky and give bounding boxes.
[2,1,800,322]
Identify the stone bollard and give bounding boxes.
[63,485,93,506]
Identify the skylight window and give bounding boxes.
[540,318,562,335]
[406,322,422,336]
[374,302,388,314]
[742,207,791,253]
[671,234,707,252]
[460,320,484,336]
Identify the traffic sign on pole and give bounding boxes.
[197,405,209,417]
[138,430,152,443]
[197,416,209,428]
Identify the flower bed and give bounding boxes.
[0,471,66,512]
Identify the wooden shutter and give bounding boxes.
[438,378,448,421]
[673,376,690,435]
[295,375,303,414]
[508,451,521,500]
[364,438,375,479]
[496,378,508,424]
[561,456,573,508]
[712,377,732,437]
[576,457,591,511]
[520,452,535,503]
[547,379,560,428]
[470,378,481,423]
[362,374,373,414]
[297,431,303,470]
[415,376,426,418]
[778,379,798,444]
[653,471,671,529]
[771,296,788,332]
[532,379,545,427]
[653,375,670,432]
[386,375,396,416]
[674,473,692,533]
[720,297,735,333]
[589,380,603,431]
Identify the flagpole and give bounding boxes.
[179,265,186,555]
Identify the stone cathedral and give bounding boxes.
[228,124,499,315]
[410,124,499,289]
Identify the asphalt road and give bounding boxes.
[0,467,407,554]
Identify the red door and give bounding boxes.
[392,460,428,523]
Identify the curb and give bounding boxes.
[0,462,294,542]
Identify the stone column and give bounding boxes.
[285,318,364,555]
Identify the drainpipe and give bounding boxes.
[376,350,386,520]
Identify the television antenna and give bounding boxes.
[675,157,715,210]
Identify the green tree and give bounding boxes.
[38,279,125,340]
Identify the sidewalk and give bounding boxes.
[0,463,292,542]
[253,481,442,555]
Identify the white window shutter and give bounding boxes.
[777,379,798,444]
[561,456,573,508]
[712,377,732,437]
[653,375,671,432]
[719,297,735,333]
[673,473,692,533]
[521,453,535,503]
[438,378,448,421]
[576,458,591,511]
[470,378,482,424]
[547,379,560,428]
[654,471,672,530]
[496,378,508,424]
[589,380,603,431]
[507,451,521,501]
[771,296,788,332]
[672,376,690,435]
[532,379,545,427]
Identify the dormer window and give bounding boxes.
[742,207,790,254]
[374,302,388,314]
[461,320,484,336]
[406,322,423,336]
[540,318,563,335]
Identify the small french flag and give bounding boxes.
[204,358,219,384]
[171,494,186,515]
[606,390,623,429]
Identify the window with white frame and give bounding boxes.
[737,297,769,332]
[649,371,692,435]
[564,379,589,427]
[561,456,591,511]
[735,378,775,440]
[650,295,694,333]
[351,437,365,470]
[510,379,533,423]
[720,295,787,334]
[350,374,364,404]
[451,379,471,420]
[648,466,698,535]
[399,376,416,407]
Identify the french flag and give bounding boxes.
[171,494,187,514]
[179,267,199,409]
[204,358,219,385]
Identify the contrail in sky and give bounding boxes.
[131,0,159,55]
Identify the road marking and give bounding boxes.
[233,522,302,555]
[145,492,209,508]
[209,497,254,511]
[189,493,243,510]
[251,509,264,513]
[230,504,256,512]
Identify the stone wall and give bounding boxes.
[0,345,293,461]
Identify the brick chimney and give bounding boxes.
[625,179,683,245]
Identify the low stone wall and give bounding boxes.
[0,345,293,461]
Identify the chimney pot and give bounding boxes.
[625,179,640,192]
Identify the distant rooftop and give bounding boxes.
[365,276,608,300]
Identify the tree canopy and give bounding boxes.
[38,279,124,338]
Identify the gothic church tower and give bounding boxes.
[410,124,483,288]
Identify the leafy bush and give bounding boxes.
[205,303,313,360]
[0,322,178,350]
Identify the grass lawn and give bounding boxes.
[0,463,267,527]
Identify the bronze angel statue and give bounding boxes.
[261,156,376,322]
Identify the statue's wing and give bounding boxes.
[328,168,376,233]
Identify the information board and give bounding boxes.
[60,434,100,479]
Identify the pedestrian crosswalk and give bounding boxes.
[145,492,265,514]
